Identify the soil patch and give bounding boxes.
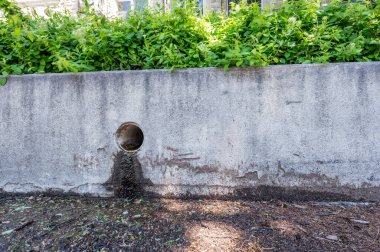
[0,196,379,251]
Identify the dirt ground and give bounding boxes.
[0,195,379,251]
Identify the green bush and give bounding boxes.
[0,0,379,76]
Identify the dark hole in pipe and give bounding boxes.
[116,122,144,152]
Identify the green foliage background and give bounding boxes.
[0,0,379,76]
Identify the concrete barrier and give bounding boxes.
[1,62,380,199]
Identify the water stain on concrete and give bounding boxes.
[104,152,144,198]
[143,155,219,175]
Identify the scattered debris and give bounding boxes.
[270,220,307,236]
[326,235,339,241]
[246,242,264,252]
[14,206,32,212]
[15,220,34,231]
[292,204,307,209]
[314,202,372,207]
[0,196,379,251]
[351,219,370,225]
[1,229,14,236]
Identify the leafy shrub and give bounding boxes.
[209,0,380,68]
[0,0,379,76]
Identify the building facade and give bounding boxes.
[15,0,79,15]
[14,0,278,17]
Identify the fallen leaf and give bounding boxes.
[2,229,14,236]
[292,204,307,209]
[326,235,338,241]
[351,219,369,225]
[14,206,32,212]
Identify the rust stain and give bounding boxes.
[316,160,343,164]
[143,153,344,189]
[142,156,218,174]
[146,147,217,174]
[165,146,179,152]
[175,157,201,161]
[277,161,285,173]
[236,171,258,180]
[286,100,302,105]
[177,153,194,157]
[73,154,99,172]
[280,172,340,187]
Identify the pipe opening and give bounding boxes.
[116,122,144,152]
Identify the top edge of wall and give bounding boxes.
[4,61,380,79]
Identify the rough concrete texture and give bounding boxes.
[0,62,380,199]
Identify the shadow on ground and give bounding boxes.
[0,195,379,251]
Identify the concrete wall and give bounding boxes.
[1,62,380,199]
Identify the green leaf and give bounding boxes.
[0,71,8,86]
[126,32,134,39]
[0,77,7,86]
[224,64,229,72]
[27,32,34,42]
[11,65,22,74]
[13,27,21,37]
